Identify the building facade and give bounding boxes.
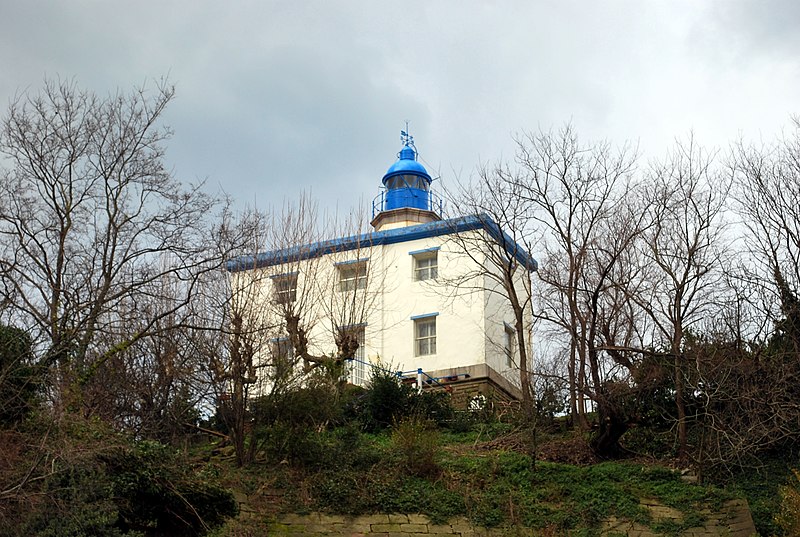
[227,133,537,405]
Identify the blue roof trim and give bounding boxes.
[408,246,440,256]
[411,312,439,320]
[226,214,538,273]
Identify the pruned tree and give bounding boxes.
[267,200,380,375]
[211,199,384,465]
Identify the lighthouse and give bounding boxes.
[371,131,443,231]
[228,128,536,406]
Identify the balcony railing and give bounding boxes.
[372,187,444,220]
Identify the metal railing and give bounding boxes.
[372,188,444,220]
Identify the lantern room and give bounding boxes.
[371,130,443,231]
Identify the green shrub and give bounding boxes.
[11,422,238,537]
[308,466,463,523]
[249,376,349,466]
[0,324,40,425]
[103,440,238,535]
[351,367,456,432]
[251,382,341,431]
[17,463,127,537]
[777,469,800,536]
[355,368,412,431]
[391,415,441,478]
[410,390,454,426]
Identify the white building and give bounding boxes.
[228,133,537,406]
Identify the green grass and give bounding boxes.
[218,427,737,536]
[438,452,731,534]
[723,455,798,537]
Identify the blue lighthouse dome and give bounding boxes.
[382,144,432,186]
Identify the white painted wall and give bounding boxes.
[241,226,533,389]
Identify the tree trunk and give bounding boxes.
[675,353,688,463]
[590,395,629,459]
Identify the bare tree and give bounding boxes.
[443,124,655,460]
[732,118,800,339]
[84,274,212,443]
[630,137,729,462]
[514,124,639,436]
[445,162,538,411]
[0,79,226,414]
[688,118,800,470]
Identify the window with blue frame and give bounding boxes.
[414,252,438,281]
[414,316,437,356]
[272,272,298,304]
[504,323,516,367]
[410,247,439,281]
[338,261,367,292]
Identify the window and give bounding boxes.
[272,337,293,363]
[270,337,294,380]
[338,261,367,292]
[504,324,516,367]
[414,316,437,356]
[387,175,429,190]
[344,326,366,386]
[414,253,438,281]
[410,248,439,281]
[272,272,297,304]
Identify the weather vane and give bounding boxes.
[400,120,415,150]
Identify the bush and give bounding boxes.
[355,368,413,431]
[7,419,237,537]
[17,463,126,537]
[103,440,238,535]
[411,390,454,426]
[777,469,800,536]
[250,375,351,466]
[391,415,441,478]
[0,324,40,425]
[351,367,455,432]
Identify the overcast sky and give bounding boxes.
[2,1,798,215]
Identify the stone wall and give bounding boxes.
[258,502,758,536]
[602,498,757,537]
[267,513,514,536]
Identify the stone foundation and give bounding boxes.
[267,513,520,536]
[255,501,757,536]
[601,498,757,537]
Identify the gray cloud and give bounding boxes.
[2,1,799,214]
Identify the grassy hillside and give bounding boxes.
[207,421,741,537]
